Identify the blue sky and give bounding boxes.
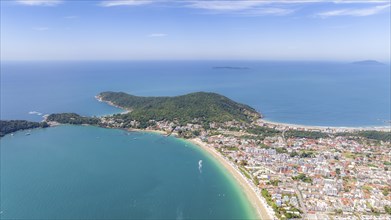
[1,0,390,61]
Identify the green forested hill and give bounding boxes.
[98,91,261,124]
[46,113,100,125]
[0,120,48,137]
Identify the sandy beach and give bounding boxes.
[129,128,168,135]
[95,94,388,220]
[258,119,391,132]
[189,138,276,220]
[97,95,390,132]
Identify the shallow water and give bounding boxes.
[0,125,257,219]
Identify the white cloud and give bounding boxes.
[32,27,49,31]
[239,7,296,16]
[185,0,303,16]
[185,0,391,11]
[99,0,153,7]
[317,3,390,17]
[185,0,350,12]
[147,33,168,37]
[186,1,266,11]
[332,0,390,3]
[16,0,62,6]
[97,0,391,18]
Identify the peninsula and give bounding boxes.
[0,120,48,137]
[43,91,390,220]
[97,91,261,125]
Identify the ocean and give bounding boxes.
[1,61,390,219]
[1,61,390,126]
[0,125,257,219]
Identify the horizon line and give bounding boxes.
[1,59,390,63]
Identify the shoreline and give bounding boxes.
[4,123,274,219]
[95,95,131,114]
[128,128,168,135]
[118,126,275,219]
[97,95,390,132]
[92,95,390,219]
[188,138,275,220]
[258,118,390,132]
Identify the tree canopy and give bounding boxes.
[0,120,48,137]
[99,91,261,124]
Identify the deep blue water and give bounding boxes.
[1,61,390,126]
[0,125,256,219]
[0,61,390,219]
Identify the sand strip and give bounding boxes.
[189,138,276,220]
[259,119,390,132]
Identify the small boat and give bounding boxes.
[25,133,31,136]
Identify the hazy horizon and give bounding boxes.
[1,0,390,61]
[1,59,391,63]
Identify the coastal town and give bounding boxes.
[3,92,389,220]
[99,115,391,220]
[37,92,391,220]
[2,0,390,219]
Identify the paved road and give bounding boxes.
[293,184,308,219]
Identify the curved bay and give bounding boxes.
[0,125,257,219]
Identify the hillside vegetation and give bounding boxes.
[0,120,48,137]
[98,91,261,124]
[46,113,100,125]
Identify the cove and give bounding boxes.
[0,125,258,219]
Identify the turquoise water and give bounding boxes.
[0,125,257,219]
[1,61,389,219]
[1,61,390,126]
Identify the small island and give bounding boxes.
[352,60,384,65]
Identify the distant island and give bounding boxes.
[213,66,250,70]
[352,60,384,65]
